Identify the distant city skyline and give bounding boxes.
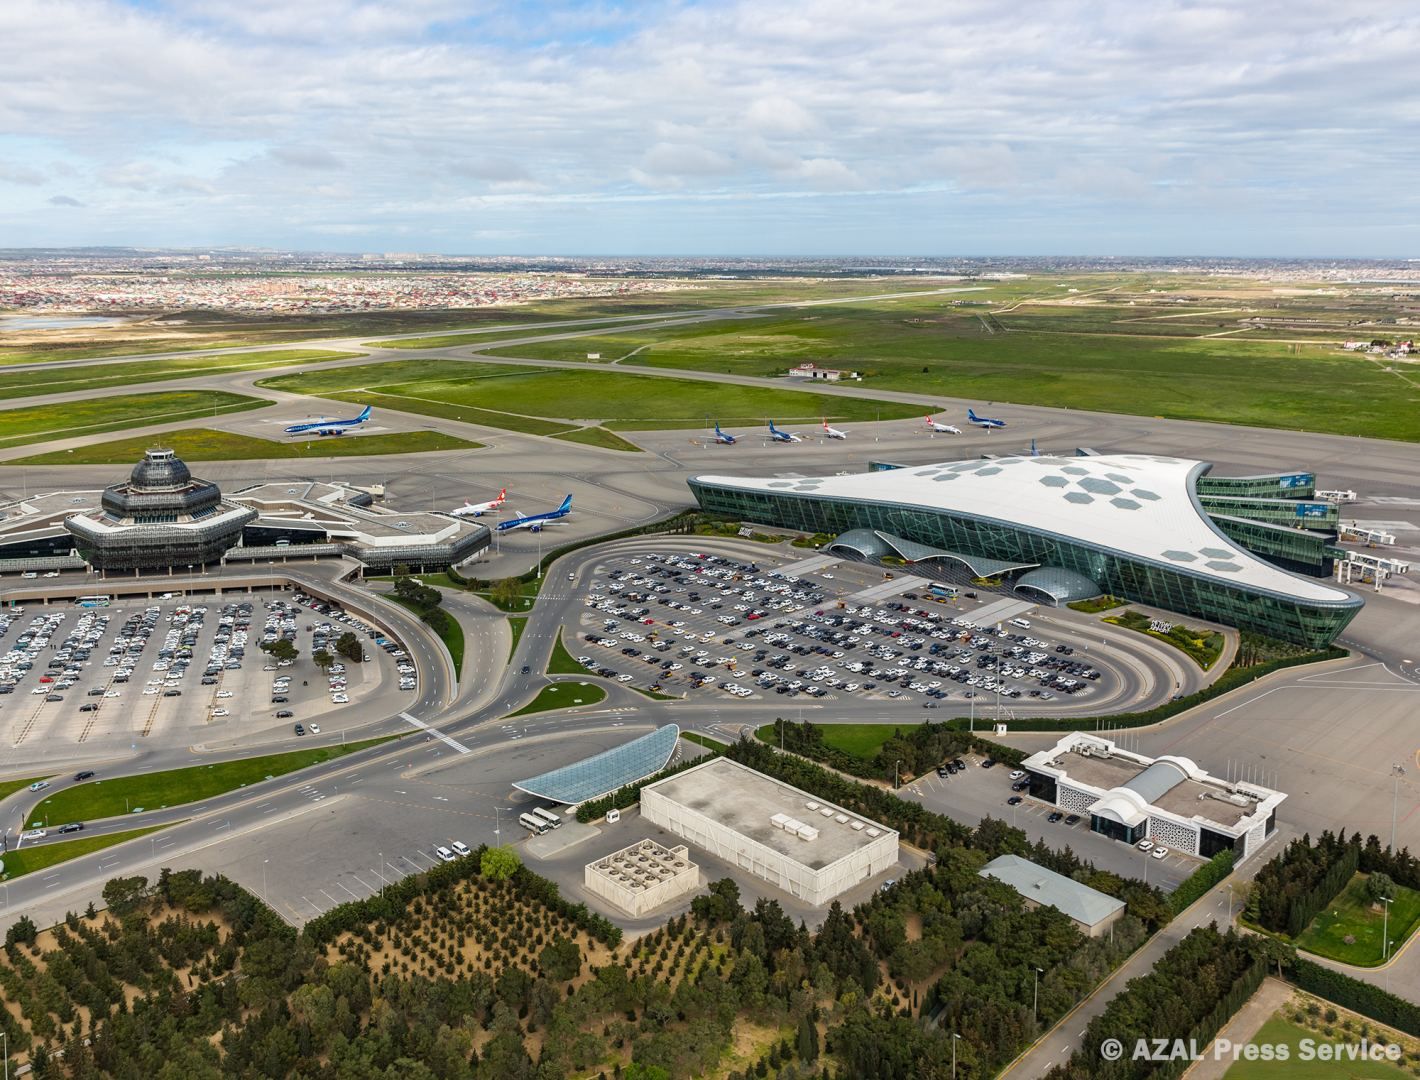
[1,0,1416,256]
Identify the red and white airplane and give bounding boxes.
[450,487,507,518]
[924,415,962,434]
[821,419,849,440]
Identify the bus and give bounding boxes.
[76,595,112,608]
[518,813,550,835]
[529,807,562,830]
[928,584,957,601]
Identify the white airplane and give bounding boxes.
[968,407,1006,430]
[821,419,849,440]
[450,487,507,518]
[284,404,372,436]
[924,415,962,434]
[766,421,803,443]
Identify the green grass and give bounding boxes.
[477,580,542,613]
[628,684,681,701]
[8,427,481,465]
[1294,874,1420,966]
[547,629,585,674]
[1067,595,1126,614]
[480,285,1420,442]
[681,732,726,752]
[552,426,642,452]
[755,722,897,759]
[510,682,607,716]
[1,825,171,882]
[1222,1016,1413,1078]
[0,775,50,802]
[256,360,920,434]
[0,349,360,402]
[1106,610,1226,669]
[31,736,399,823]
[0,391,270,450]
[507,616,527,662]
[386,596,464,677]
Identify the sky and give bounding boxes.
[0,0,1416,256]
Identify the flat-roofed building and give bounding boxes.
[1021,732,1285,862]
[640,756,898,907]
[585,838,700,917]
[979,854,1125,937]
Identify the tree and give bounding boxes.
[312,649,335,675]
[5,913,37,947]
[1368,871,1397,903]
[260,638,298,663]
[491,577,524,609]
[481,845,521,881]
[335,631,363,663]
[539,937,583,983]
[796,1012,819,1063]
[102,875,149,916]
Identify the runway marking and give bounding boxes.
[400,712,469,753]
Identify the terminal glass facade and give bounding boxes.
[688,479,1360,647]
[1195,472,1317,499]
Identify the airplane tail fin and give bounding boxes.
[357,405,372,421]
[558,495,572,514]
[497,487,506,500]
[1030,438,1038,456]
[967,408,978,421]
[768,420,779,432]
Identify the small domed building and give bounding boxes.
[65,448,257,571]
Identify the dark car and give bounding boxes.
[58,822,84,834]
[163,690,181,697]
[1007,795,1023,806]
[981,758,996,769]
[45,693,63,702]
[1047,811,1064,823]
[521,665,530,674]
[1012,780,1029,792]
[74,771,94,781]
[276,709,294,718]
[79,703,99,712]
[936,765,949,778]
[293,723,305,735]
[272,695,288,704]
[1064,814,1081,826]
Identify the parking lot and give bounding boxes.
[568,550,1111,711]
[0,589,415,753]
[899,751,1198,892]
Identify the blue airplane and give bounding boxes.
[496,495,573,533]
[284,404,372,436]
[766,420,803,443]
[712,422,737,445]
[967,407,1006,431]
[1030,438,1039,457]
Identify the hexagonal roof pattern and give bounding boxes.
[691,454,1354,605]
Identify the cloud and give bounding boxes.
[48,194,84,206]
[0,162,45,186]
[268,145,342,170]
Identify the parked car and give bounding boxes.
[1006,795,1023,806]
[1047,811,1064,823]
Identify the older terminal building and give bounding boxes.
[1019,732,1285,862]
[687,453,1360,647]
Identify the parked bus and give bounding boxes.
[76,595,112,608]
[928,584,957,600]
[518,813,549,835]
[529,807,562,830]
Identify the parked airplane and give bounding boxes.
[924,415,961,434]
[967,407,1006,430]
[450,488,507,518]
[496,495,572,533]
[712,422,737,445]
[1029,438,1040,457]
[821,420,849,440]
[766,421,803,443]
[284,405,372,436]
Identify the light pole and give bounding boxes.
[1032,966,1043,1029]
[1391,764,1406,852]
[895,759,902,789]
[952,1032,961,1078]
[1382,895,1394,962]
[2,1028,8,1080]
[378,851,383,898]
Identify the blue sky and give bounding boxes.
[0,0,1416,255]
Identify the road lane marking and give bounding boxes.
[400,711,469,752]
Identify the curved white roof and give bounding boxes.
[693,453,1352,605]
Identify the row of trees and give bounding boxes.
[763,718,1024,786]
[1249,831,1362,936]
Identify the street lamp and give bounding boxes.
[1391,764,1406,852]
[1032,966,1044,1029]
[895,759,902,789]
[952,1032,961,1078]
[378,851,383,898]
[1382,896,1394,962]
[262,858,268,904]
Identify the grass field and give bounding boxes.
[0,776,48,802]
[0,390,269,450]
[1106,610,1225,669]
[2,825,171,882]
[755,721,896,759]
[256,359,919,433]
[1222,1017,1413,1078]
[30,736,398,823]
[507,616,527,662]
[552,426,642,452]
[547,630,585,674]
[480,284,1420,442]
[0,349,360,403]
[510,681,607,716]
[386,596,464,677]
[7,426,481,465]
[1294,874,1420,965]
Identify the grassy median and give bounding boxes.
[9,427,481,465]
[31,736,398,823]
[0,390,269,450]
[511,682,606,716]
[2,825,171,882]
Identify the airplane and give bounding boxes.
[450,487,507,518]
[1029,438,1040,457]
[821,419,849,440]
[924,415,962,434]
[283,405,372,437]
[766,421,803,443]
[967,407,1006,430]
[496,495,572,533]
[712,422,737,445]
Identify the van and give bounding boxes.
[529,807,562,830]
[1009,618,1031,629]
[518,813,549,835]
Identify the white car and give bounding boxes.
[1009,770,1025,780]
[28,780,49,792]
[435,845,456,863]
[1136,840,1154,853]
[1151,847,1169,860]
[211,707,229,717]
[216,690,233,699]
[20,829,46,841]
[451,840,471,857]
[331,694,349,703]
[310,723,321,734]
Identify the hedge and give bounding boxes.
[1169,849,1235,916]
[1287,955,1420,1037]
[574,749,718,823]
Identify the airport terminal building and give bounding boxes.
[687,453,1360,647]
